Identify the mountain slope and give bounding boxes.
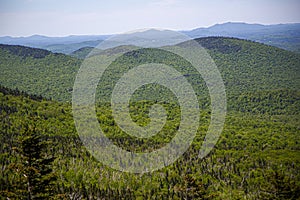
[0,44,52,58]
[70,46,102,59]
[0,37,299,114]
[0,44,81,101]
[194,37,300,92]
[1,82,299,199]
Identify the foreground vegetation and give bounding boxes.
[0,85,299,199]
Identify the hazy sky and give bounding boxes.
[0,0,299,36]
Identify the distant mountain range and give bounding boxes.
[0,22,299,54]
[0,35,109,54]
[183,22,300,53]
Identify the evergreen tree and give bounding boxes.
[17,120,57,199]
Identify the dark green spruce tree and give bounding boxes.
[17,120,57,199]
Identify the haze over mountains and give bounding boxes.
[0,22,299,54]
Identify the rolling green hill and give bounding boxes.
[70,46,103,59]
[70,46,95,58]
[0,44,81,101]
[0,37,299,113]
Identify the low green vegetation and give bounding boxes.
[0,85,299,199]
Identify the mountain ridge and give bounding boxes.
[0,37,299,110]
[1,22,299,53]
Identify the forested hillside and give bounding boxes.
[0,37,300,199]
[0,85,299,199]
[0,37,299,112]
[0,44,80,101]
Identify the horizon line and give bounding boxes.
[1,21,299,38]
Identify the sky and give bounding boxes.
[0,0,299,37]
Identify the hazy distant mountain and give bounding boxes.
[0,35,110,52]
[0,22,299,53]
[45,40,103,54]
[183,22,300,37]
[183,22,300,52]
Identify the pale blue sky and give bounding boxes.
[0,0,299,36]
